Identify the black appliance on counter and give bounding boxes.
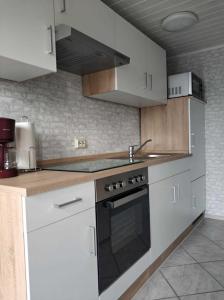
[95,168,151,294]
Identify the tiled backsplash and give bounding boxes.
[0,70,140,160]
[168,46,224,219]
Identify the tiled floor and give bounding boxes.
[132,218,224,300]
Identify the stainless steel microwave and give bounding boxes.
[168,72,204,101]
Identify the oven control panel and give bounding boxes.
[96,168,148,202]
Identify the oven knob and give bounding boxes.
[105,184,114,192]
[141,175,146,181]
[120,180,127,188]
[136,176,141,183]
[129,177,136,184]
[113,182,121,190]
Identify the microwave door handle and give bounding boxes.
[106,187,148,209]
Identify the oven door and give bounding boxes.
[96,185,150,294]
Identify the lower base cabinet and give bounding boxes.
[191,176,206,221]
[27,207,98,300]
[149,170,191,262]
[25,168,206,300]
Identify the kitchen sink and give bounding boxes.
[112,153,173,160]
[145,154,171,158]
[135,153,172,159]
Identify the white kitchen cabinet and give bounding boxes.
[82,11,167,107]
[191,176,206,221]
[175,171,192,234]
[28,209,98,300]
[145,39,167,103]
[26,181,95,232]
[190,98,206,180]
[149,168,191,262]
[27,207,98,300]
[114,15,167,104]
[150,175,177,261]
[148,156,192,185]
[115,15,147,101]
[0,0,56,81]
[54,0,115,48]
[189,99,206,221]
[23,182,98,300]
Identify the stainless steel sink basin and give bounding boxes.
[145,154,171,158]
[112,153,172,160]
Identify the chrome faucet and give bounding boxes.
[129,139,152,161]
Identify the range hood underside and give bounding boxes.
[56,25,130,76]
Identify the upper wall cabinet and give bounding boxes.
[115,15,167,104]
[54,0,115,48]
[54,0,167,106]
[146,38,167,103]
[0,0,56,82]
[114,15,148,101]
[82,14,167,107]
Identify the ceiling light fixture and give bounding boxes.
[161,11,199,32]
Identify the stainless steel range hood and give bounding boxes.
[55,24,130,76]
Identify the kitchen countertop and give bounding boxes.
[0,152,190,197]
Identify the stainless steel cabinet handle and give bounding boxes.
[191,133,196,149]
[89,226,97,256]
[47,25,54,54]
[148,74,152,91]
[171,185,180,204]
[177,184,180,202]
[144,72,148,89]
[106,187,148,209]
[61,0,66,13]
[172,185,177,204]
[54,198,83,208]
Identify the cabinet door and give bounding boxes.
[0,0,56,81]
[28,208,98,300]
[54,0,115,48]
[149,176,178,261]
[191,176,206,221]
[190,99,206,180]
[149,171,191,262]
[175,171,192,234]
[145,39,167,103]
[115,15,147,99]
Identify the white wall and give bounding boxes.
[168,46,224,219]
[0,70,140,160]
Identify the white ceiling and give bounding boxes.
[101,0,224,57]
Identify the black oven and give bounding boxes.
[95,168,151,294]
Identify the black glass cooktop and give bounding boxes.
[43,159,143,173]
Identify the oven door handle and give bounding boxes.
[106,187,148,209]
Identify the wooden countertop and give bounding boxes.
[0,152,190,197]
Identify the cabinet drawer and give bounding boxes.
[26,181,95,232]
[148,157,191,184]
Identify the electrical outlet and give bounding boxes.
[74,137,87,149]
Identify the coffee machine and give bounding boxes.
[0,118,17,178]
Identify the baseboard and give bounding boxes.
[205,213,224,221]
[119,217,204,300]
